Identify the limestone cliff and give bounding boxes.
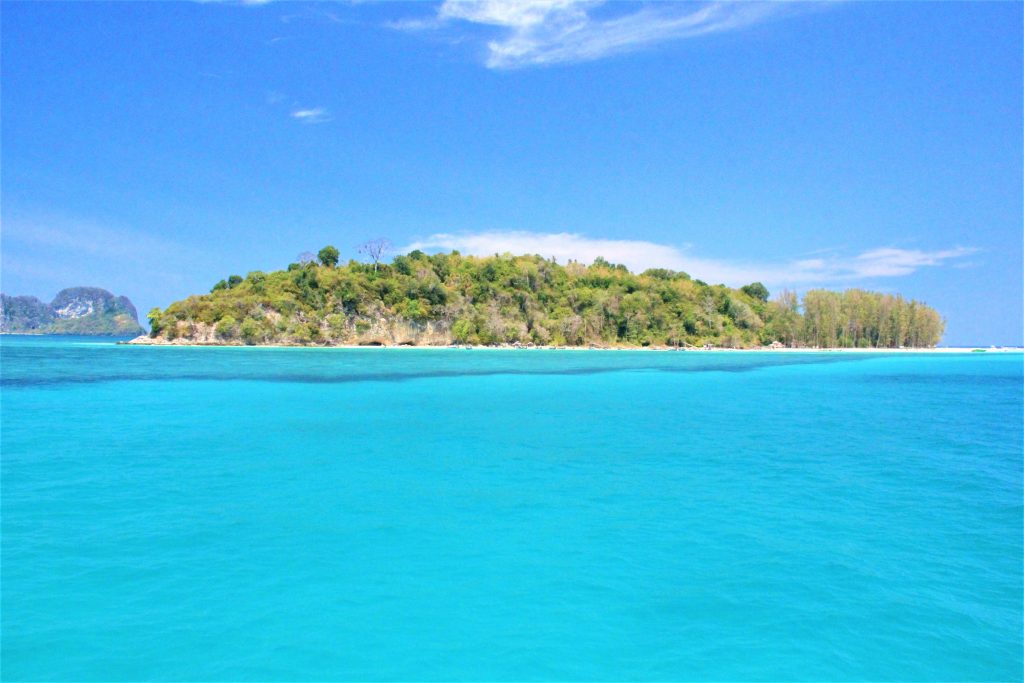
[1,287,145,336]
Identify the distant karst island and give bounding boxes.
[136,247,945,349]
[1,287,145,336]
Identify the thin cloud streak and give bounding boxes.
[0,212,264,332]
[2,216,201,263]
[393,0,810,69]
[403,231,976,287]
[0,213,215,317]
[291,107,331,124]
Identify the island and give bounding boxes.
[1,287,145,336]
[135,249,945,349]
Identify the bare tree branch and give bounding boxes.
[358,238,391,272]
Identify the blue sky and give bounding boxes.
[2,1,1021,345]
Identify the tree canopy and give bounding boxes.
[740,282,769,302]
[318,245,340,268]
[148,250,945,348]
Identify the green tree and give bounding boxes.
[741,282,770,302]
[216,316,238,339]
[148,308,164,336]
[318,245,340,268]
[403,299,428,321]
[239,318,261,344]
[247,271,267,292]
[452,318,476,343]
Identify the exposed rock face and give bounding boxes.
[0,287,144,336]
[130,315,457,346]
[53,298,94,319]
[341,314,454,347]
[0,295,55,332]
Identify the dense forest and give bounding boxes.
[144,248,945,348]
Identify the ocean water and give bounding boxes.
[1,336,1021,681]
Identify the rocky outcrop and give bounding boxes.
[344,317,454,346]
[0,295,55,332]
[130,315,456,346]
[1,287,144,336]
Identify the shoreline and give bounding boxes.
[120,337,1022,353]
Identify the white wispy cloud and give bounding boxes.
[392,0,810,69]
[266,93,333,125]
[2,216,200,263]
[291,107,331,124]
[403,231,976,287]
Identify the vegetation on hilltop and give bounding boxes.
[146,248,945,348]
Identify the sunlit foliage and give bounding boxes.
[148,250,945,347]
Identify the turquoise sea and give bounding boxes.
[1,335,1021,681]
